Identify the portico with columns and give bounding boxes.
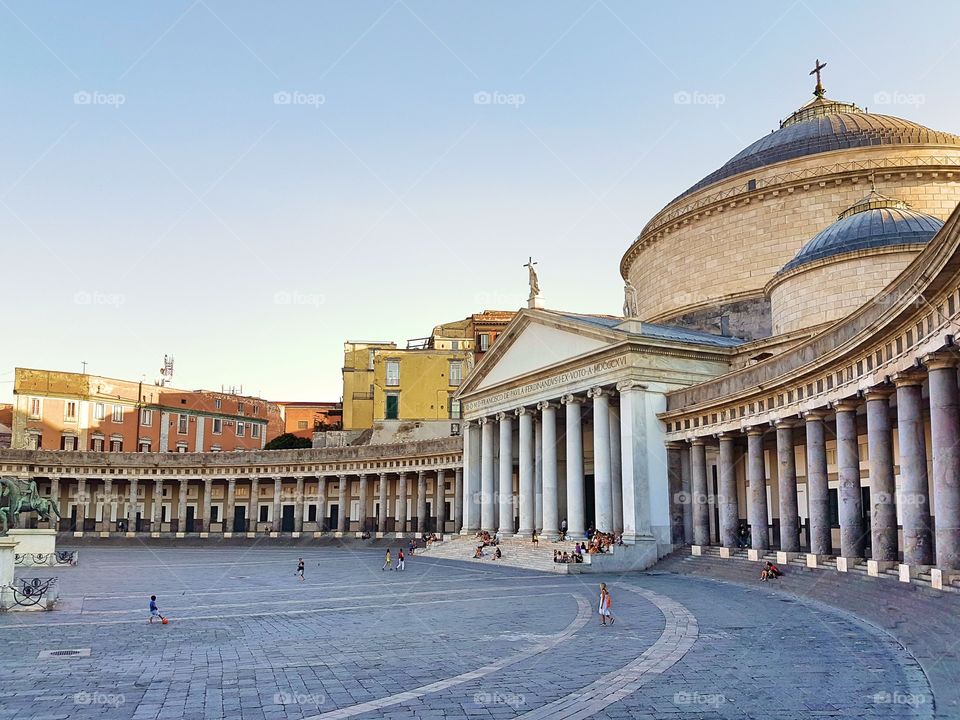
[457,309,740,567]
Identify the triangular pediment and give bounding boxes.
[466,312,620,392]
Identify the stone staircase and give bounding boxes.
[689,545,957,593]
[417,535,597,574]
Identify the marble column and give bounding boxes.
[609,400,623,533]
[397,472,408,533]
[202,478,213,533]
[590,388,613,534]
[435,470,446,533]
[718,434,739,548]
[337,474,348,532]
[666,444,684,544]
[50,477,61,530]
[775,421,800,552]
[865,387,897,562]
[453,467,463,533]
[272,477,282,532]
[464,421,481,533]
[539,401,560,540]
[563,394,586,540]
[679,444,694,544]
[517,407,535,537]
[534,415,543,533]
[151,479,162,530]
[104,478,116,532]
[835,400,865,559]
[804,411,831,555]
[358,474,369,533]
[416,470,427,533]
[480,418,495,531]
[316,476,327,531]
[225,478,236,533]
[177,479,188,533]
[497,412,514,535]
[927,354,960,570]
[378,472,389,533]
[294,477,305,533]
[747,428,769,550]
[249,477,260,532]
[617,380,653,543]
[690,440,709,546]
[127,478,139,532]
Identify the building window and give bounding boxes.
[368,349,375,370]
[451,340,459,350]
[385,393,399,420]
[259,505,269,522]
[386,360,400,387]
[215,398,222,410]
[29,398,42,419]
[112,405,123,423]
[141,409,153,426]
[91,437,104,452]
[237,421,246,437]
[252,405,258,415]
[139,441,151,452]
[64,401,77,421]
[212,418,222,435]
[110,439,123,452]
[61,435,77,451]
[297,420,308,430]
[478,333,490,351]
[449,396,461,420]
[251,423,260,439]
[210,444,221,452]
[176,442,187,453]
[94,402,105,420]
[449,361,463,387]
[177,414,188,434]
[238,402,245,414]
[211,506,219,522]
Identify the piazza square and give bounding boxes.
[3,3,960,719]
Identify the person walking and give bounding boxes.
[296,557,305,581]
[148,595,165,624]
[382,549,392,571]
[598,583,614,626]
[397,548,405,571]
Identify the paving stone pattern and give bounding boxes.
[0,546,939,719]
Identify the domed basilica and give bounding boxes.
[458,66,960,582]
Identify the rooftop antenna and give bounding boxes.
[81,361,88,375]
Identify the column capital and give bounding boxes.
[833,397,860,412]
[587,386,612,399]
[893,370,925,388]
[417,469,426,479]
[690,437,708,447]
[803,408,830,421]
[338,473,347,481]
[615,379,647,393]
[496,411,512,422]
[773,418,797,429]
[923,349,960,371]
[478,416,492,425]
[863,384,895,400]
[665,441,687,450]
[515,406,534,416]
[537,400,556,411]
[379,471,388,479]
[745,425,766,437]
[560,393,583,405]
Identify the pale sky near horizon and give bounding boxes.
[2,1,958,403]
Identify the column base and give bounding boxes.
[246,532,256,539]
[931,568,960,590]
[175,532,185,539]
[223,532,233,539]
[747,549,761,561]
[836,556,862,572]
[292,531,301,539]
[514,530,534,540]
[719,547,733,559]
[539,531,560,542]
[776,551,799,565]
[73,531,84,538]
[806,553,823,568]
[125,531,137,538]
[691,545,703,557]
[150,532,160,539]
[199,532,209,539]
[394,532,405,539]
[867,559,897,577]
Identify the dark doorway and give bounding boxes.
[711,468,720,544]
[426,501,433,532]
[385,394,399,420]
[135,511,142,533]
[584,474,595,532]
[233,505,247,533]
[282,505,295,532]
[329,504,339,531]
[185,506,195,533]
[69,505,78,532]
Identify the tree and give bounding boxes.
[263,433,313,450]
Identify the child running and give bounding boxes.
[382,549,392,571]
[148,595,165,624]
[396,548,405,571]
[598,583,614,626]
[296,557,305,581]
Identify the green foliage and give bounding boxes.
[263,433,313,450]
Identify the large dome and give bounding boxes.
[780,191,944,273]
[676,98,960,201]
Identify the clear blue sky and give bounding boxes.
[2,1,958,402]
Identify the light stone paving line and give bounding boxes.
[0,591,575,629]
[301,595,593,720]
[516,585,699,720]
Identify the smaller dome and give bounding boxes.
[779,190,943,274]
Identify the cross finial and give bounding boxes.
[809,58,827,99]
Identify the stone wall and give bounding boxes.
[659,295,772,342]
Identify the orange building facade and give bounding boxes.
[12,368,282,453]
[276,401,343,439]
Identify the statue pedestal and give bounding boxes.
[6,529,74,567]
[0,537,16,586]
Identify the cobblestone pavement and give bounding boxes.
[0,546,937,719]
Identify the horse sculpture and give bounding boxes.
[0,476,60,533]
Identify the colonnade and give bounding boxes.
[462,381,647,542]
[673,352,960,572]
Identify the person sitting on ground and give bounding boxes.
[532,532,538,546]
[493,546,502,561]
[760,561,783,581]
[561,551,570,563]
[554,550,561,563]
[474,546,484,559]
